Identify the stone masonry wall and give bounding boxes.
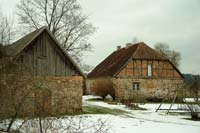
[86,77,184,101]
[0,76,83,118]
[112,78,183,101]
[37,76,83,115]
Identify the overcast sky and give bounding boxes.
[1,0,200,74]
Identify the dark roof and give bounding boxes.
[3,28,44,57]
[88,42,182,78]
[88,43,140,78]
[132,42,167,60]
[0,44,3,57]
[1,27,85,78]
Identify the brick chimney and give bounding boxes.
[126,43,132,48]
[117,46,121,50]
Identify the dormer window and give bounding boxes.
[147,64,152,77]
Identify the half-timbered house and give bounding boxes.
[87,42,184,101]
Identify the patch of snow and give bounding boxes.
[82,95,103,101]
[105,94,113,100]
[2,95,200,133]
[184,98,199,103]
[82,95,200,133]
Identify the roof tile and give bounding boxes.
[88,42,167,78]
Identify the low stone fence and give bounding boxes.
[0,75,83,118]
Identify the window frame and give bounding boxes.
[132,82,140,91]
[147,63,152,77]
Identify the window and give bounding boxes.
[147,64,152,77]
[133,82,140,91]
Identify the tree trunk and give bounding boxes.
[6,112,18,132]
[39,118,43,133]
[6,117,16,132]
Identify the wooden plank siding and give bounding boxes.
[117,59,182,79]
[16,31,79,76]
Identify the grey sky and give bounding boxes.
[1,0,200,74]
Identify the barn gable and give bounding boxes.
[1,27,85,77]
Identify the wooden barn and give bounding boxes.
[0,27,85,117]
[87,42,184,101]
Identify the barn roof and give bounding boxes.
[3,28,43,57]
[1,27,86,78]
[0,44,3,57]
[88,42,183,78]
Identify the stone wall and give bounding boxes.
[0,76,83,118]
[86,77,184,101]
[44,76,83,115]
[112,78,183,101]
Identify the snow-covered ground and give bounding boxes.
[1,95,199,133]
[82,95,200,133]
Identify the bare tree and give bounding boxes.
[0,12,15,45]
[17,0,96,62]
[154,42,181,68]
[154,42,170,54]
[80,64,93,74]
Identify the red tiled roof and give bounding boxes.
[88,42,167,78]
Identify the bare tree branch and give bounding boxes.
[0,12,15,45]
[154,42,181,68]
[17,0,96,62]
